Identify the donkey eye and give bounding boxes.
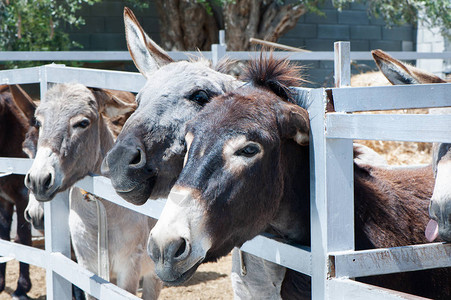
[189,90,210,106]
[74,119,90,129]
[235,144,260,157]
[33,118,41,128]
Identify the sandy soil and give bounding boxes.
[0,254,233,300]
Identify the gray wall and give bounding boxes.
[69,0,416,87]
[278,1,416,86]
[67,0,160,51]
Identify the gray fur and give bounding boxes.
[25,83,161,299]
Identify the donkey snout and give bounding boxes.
[25,169,56,201]
[148,235,191,263]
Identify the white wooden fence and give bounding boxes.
[0,45,450,299]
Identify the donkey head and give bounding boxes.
[0,85,36,157]
[372,49,451,242]
[101,8,239,205]
[25,83,135,201]
[148,56,309,285]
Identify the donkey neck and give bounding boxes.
[0,98,28,157]
[268,140,311,245]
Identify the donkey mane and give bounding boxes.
[243,53,304,102]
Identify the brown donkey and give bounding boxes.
[372,49,451,243]
[149,56,450,299]
[0,85,36,300]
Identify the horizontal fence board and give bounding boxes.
[2,51,450,62]
[0,51,210,61]
[50,253,140,300]
[330,242,451,278]
[45,66,145,93]
[326,113,451,143]
[240,235,312,276]
[0,239,47,269]
[0,67,41,84]
[0,157,33,175]
[332,84,451,112]
[328,278,429,300]
[75,176,166,220]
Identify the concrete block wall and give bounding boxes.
[69,0,417,87]
[67,0,161,51]
[278,1,416,87]
[416,12,446,78]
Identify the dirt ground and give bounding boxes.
[0,254,233,300]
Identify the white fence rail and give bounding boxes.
[0,45,450,299]
[2,50,451,62]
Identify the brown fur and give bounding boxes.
[0,85,33,298]
[155,56,450,299]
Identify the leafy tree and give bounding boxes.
[0,0,104,67]
[0,0,102,52]
[154,0,451,51]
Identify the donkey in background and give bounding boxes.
[24,83,161,299]
[0,85,37,300]
[371,49,451,243]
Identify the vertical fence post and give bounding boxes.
[334,41,351,87]
[212,30,226,66]
[310,42,354,299]
[41,66,72,300]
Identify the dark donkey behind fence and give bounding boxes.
[0,85,36,300]
[148,56,451,299]
[371,49,451,243]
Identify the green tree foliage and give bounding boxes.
[333,0,451,35]
[0,0,102,52]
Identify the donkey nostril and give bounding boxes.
[129,149,143,166]
[174,238,188,259]
[24,173,32,188]
[44,173,52,190]
[24,210,31,222]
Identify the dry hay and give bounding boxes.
[0,254,234,300]
[350,71,432,166]
[355,108,432,165]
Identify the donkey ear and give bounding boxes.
[90,88,137,118]
[9,85,37,120]
[277,101,310,146]
[124,7,173,79]
[372,49,446,85]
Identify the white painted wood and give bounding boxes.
[0,51,211,61]
[0,239,47,268]
[50,253,140,300]
[326,139,354,252]
[326,113,451,143]
[328,278,430,300]
[0,157,33,175]
[74,176,166,220]
[332,83,451,112]
[330,242,451,278]
[308,88,329,299]
[44,191,72,300]
[44,65,146,93]
[0,66,40,84]
[240,234,312,275]
[211,44,226,66]
[334,42,351,87]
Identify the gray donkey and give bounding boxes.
[24,83,161,299]
[102,8,392,300]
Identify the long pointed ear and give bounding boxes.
[277,101,310,146]
[9,85,37,120]
[90,88,137,118]
[372,49,446,85]
[124,7,173,78]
